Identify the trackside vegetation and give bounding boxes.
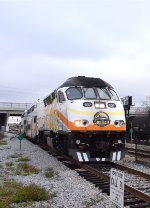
[0,179,56,208]
[45,167,55,179]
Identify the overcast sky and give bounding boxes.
[0,0,150,106]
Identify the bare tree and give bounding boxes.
[141,96,150,112]
[130,96,150,114]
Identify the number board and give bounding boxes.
[110,168,124,208]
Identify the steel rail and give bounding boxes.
[82,163,150,203]
[111,162,150,180]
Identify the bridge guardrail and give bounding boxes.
[0,102,32,110]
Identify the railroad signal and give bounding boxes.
[130,128,134,134]
[18,133,23,141]
[121,96,133,117]
[121,96,132,110]
[17,133,23,150]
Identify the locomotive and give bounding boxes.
[21,76,126,162]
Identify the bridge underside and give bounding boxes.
[0,112,23,132]
[0,102,31,132]
[0,111,25,132]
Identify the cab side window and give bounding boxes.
[34,116,37,123]
[58,91,65,103]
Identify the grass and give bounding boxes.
[17,156,30,162]
[5,161,14,173]
[0,139,8,145]
[45,167,54,179]
[0,133,4,140]
[0,164,4,178]
[5,161,14,167]
[9,152,22,158]
[5,161,14,169]
[15,162,39,176]
[0,179,55,208]
[0,134,7,145]
[13,184,54,202]
[84,194,105,208]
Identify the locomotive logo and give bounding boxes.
[93,112,110,127]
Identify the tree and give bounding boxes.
[141,96,150,113]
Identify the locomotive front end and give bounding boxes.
[63,84,126,162]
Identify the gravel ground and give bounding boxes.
[0,133,112,208]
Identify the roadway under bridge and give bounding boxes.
[0,102,32,132]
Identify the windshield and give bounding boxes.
[83,87,97,99]
[107,89,119,100]
[97,88,110,100]
[97,87,119,100]
[66,87,83,100]
[66,87,119,101]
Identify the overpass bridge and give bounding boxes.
[0,102,32,132]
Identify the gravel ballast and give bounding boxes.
[0,133,111,208]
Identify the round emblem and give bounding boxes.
[93,112,110,127]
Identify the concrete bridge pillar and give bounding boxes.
[0,113,7,132]
[5,113,10,132]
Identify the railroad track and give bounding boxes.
[26,138,150,207]
[126,147,150,159]
[85,162,150,204]
[126,141,150,147]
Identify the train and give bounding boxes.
[21,76,126,162]
[126,114,150,142]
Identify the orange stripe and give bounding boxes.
[56,110,126,131]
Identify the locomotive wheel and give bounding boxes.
[36,135,40,144]
[52,135,67,153]
[52,136,61,151]
[37,132,44,144]
[43,134,47,145]
[33,135,38,144]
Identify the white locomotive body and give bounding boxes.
[22,76,126,162]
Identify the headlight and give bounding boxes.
[74,120,89,127]
[76,140,80,144]
[74,120,81,127]
[94,102,106,109]
[114,120,125,126]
